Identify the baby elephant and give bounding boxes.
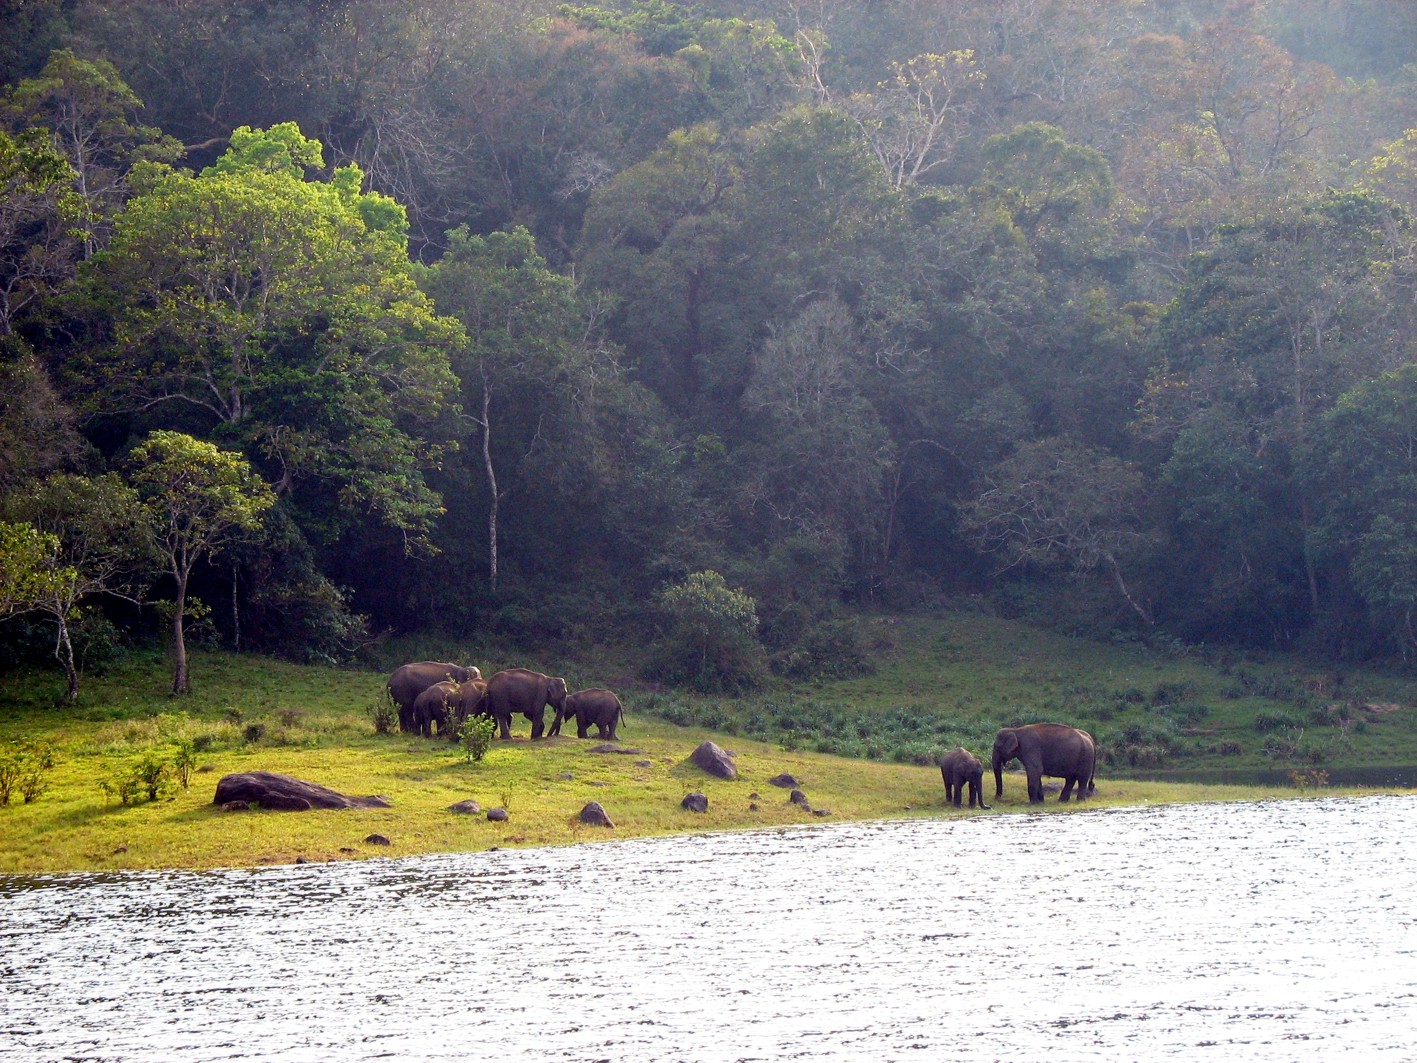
[553,688,626,740]
[938,747,990,810]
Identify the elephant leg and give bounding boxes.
[530,710,545,740]
[1059,776,1075,802]
[1027,768,1044,804]
[577,721,589,739]
[497,715,512,740]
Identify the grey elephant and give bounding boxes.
[550,688,626,739]
[483,668,568,740]
[992,723,1096,804]
[413,678,489,740]
[938,747,989,809]
[387,661,481,734]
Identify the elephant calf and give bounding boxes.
[938,747,989,809]
[551,688,626,740]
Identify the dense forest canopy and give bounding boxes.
[5,0,1417,690]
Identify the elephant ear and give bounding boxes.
[997,732,1020,758]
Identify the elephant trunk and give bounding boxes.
[992,752,1005,799]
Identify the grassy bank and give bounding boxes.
[2,613,1415,874]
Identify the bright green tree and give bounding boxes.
[75,123,460,550]
[3,473,152,702]
[126,431,274,695]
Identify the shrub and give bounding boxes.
[644,571,768,694]
[370,695,399,735]
[1152,700,1211,726]
[0,740,55,806]
[242,722,267,744]
[1149,680,1196,706]
[771,618,876,680]
[1255,711,1303,734]
[457,715,496,763]
[173,739,197,790]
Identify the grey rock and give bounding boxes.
[789,789,810,806]
[220,800,249,812]
[213,771,392,811]
[590,745,646,755]
[578,801,614,828]
[681,792,709,813]
[364,833,392,846]
[688,741,738,780]
[487,807,509,822]
[812,809,832,817]
[768,773,799,788]
[448,799,482,815]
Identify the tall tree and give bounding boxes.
[0,127,83,336]
[72,123,460,550]
[127,431,274,695]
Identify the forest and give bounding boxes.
[5,0,1417,700]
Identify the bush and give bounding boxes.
[644,571,768,694]
[456,714,496,762]
[370,695,399,735]
[771,618,877,681]
[0,740,54,805]
[1152,700,1211,726]
[1255,711,1304,734]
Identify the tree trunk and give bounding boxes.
[171,576,190,695]
[480,378,499,594]
[55,615,79,704]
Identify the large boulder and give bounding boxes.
[578,801,615,828]
[213,772,392,811]
[688,741,738,780]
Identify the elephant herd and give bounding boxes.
[940,723,1097,808]
[386,660,625,743]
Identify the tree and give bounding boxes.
[3,474,152,702]
[0,127,84,336]
[648,569,766,692]
[961,437,1155,625]
[1305,366,1417,654]
[126,431,274,695]
[420,224,614,593]
[0,521,65,621]
[2,49,183,256]
[73,123,460,550]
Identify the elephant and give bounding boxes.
[938,747,989,809]
[550,688,626,740]
[483,668,568,740]
[412,678,489,740]
[387,661,481,734]
[992,723,1096,804]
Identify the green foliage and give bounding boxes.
[0,739,54,805]
[370,695,399,735]
[771,618,877,681]
[100,754,170,805]
[457,714,496,763]
[646,570,766,693]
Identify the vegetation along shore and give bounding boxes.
[3,613,1414,876]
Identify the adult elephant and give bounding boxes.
[484,668,568,740]
[992,724,1096,804]
[551,688,625,740]
[413,678,489,740]
[938,747,989,809]
[387,661,481,734]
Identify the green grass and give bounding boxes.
[1,611,1414,874]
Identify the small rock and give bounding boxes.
[112,845,128,854]
[689,741,738,780]
[558,773,574,780]
[768,773,799,788]
[487,807,509,822]
[339,847,356,854]
[635,761,653,768]
[578,801,614,828]
[749,792,761,800]
[364,834,391,846]
[748,802,760,811]
[295,855,309,864]
[448,799,482,815]
[812,809,832,817]
[789,789,810,806]
[682,792,709,813]
[590,744,646,754]
[220,800,249,812]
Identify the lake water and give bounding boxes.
[3,795,1416,1062]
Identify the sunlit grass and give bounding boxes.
[1,635,1414,874]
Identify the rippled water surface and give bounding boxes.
[4,796,1417,1061]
